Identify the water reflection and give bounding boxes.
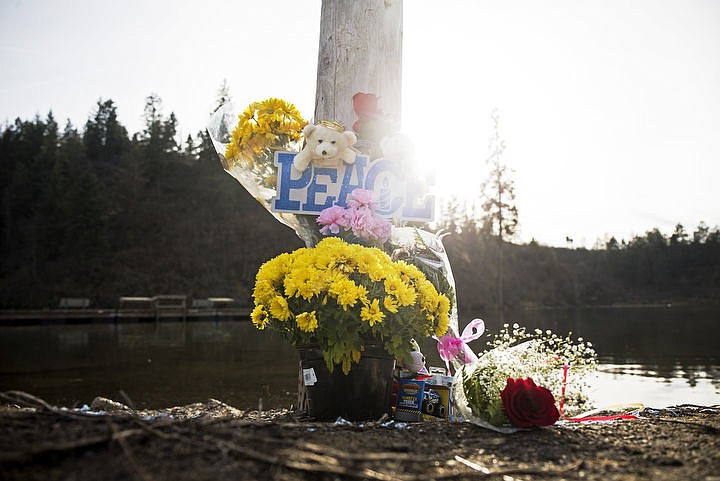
[0,322,298,410]
[499,305,720,390]
[0,306,718,410]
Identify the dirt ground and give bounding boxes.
[0,391,718,481]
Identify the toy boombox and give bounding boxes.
[423,369,454,421]
[394,368,454,422]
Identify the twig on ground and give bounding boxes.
[118,389,138,412]
[650,417,719,433]
[1,391,103,419]
[446,456,583,479]
[107,418,155,481]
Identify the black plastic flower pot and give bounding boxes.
[296,343,395,421]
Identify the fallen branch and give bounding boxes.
[107,419,155,481]
[650,417,719,433]
[0,391,105,419]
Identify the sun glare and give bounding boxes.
[401,93,492,223]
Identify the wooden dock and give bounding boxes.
[0,307,251,326]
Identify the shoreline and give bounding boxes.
[0,307,251,326]
[1,393,718,481]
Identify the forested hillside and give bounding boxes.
[443,230,720,315]
[2,100,719,312]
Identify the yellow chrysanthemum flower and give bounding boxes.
[250,305,268,330]
[383,296,399,313]
[296,311,318,333]
[394,282,417,307]
[224,98,306,165]
[253,279,277,306]
[361,298,384,326]
[290,267,328,300]
[435,311,450,337]
[438,295,451,315]
[269,295,291,321]
[330,277,359,310]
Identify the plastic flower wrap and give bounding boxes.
[251,237,451,374]
[389,227,459,339]
[207,98,322,246]
[452,323,597,433]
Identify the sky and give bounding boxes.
[2,0,719,248]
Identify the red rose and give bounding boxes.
[500,377,560,428]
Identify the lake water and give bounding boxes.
[0,306,718,411]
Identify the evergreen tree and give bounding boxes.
[162,112,179,153]
[184,134,196,158]
[670,223,689,246]
[479,110,519,322]
[693,221,709,244]
[138,94,182,183]
[63,167,107,260]
[214,78,232,112]
[34,113,64,264]
[480,110,518,240]
[83,99,129,163]
[2,116,50,274]
[438,196,462,234]
[196,129,219,171]
[605,236,620,250]
[140,93,167,184]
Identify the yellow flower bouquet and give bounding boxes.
[224,97,306,175]
[208,97,325,246]
[251,237,451,374]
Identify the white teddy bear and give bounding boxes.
[293,121,358,173]
[379,132,415,161]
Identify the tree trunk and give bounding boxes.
[314,0,403,130]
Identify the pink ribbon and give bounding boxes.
[437,318,485,374]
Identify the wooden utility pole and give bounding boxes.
[297,1,403,415]
[314,0,403,131]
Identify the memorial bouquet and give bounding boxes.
[448,323,597,432]
[251,237,450,374]
[223,97,306,188]
[208,98,325,246]
[209,96,458,373]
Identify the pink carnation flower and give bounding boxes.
[347,205,392,244]
[347,188,375,209]
[316,205,349,235]
[316,188,392,245]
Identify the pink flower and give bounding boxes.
[316,205,349,235]
[368,215,392,243]
[316,188,392,245]
[347,206,391,244]
[347,189,375,209]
